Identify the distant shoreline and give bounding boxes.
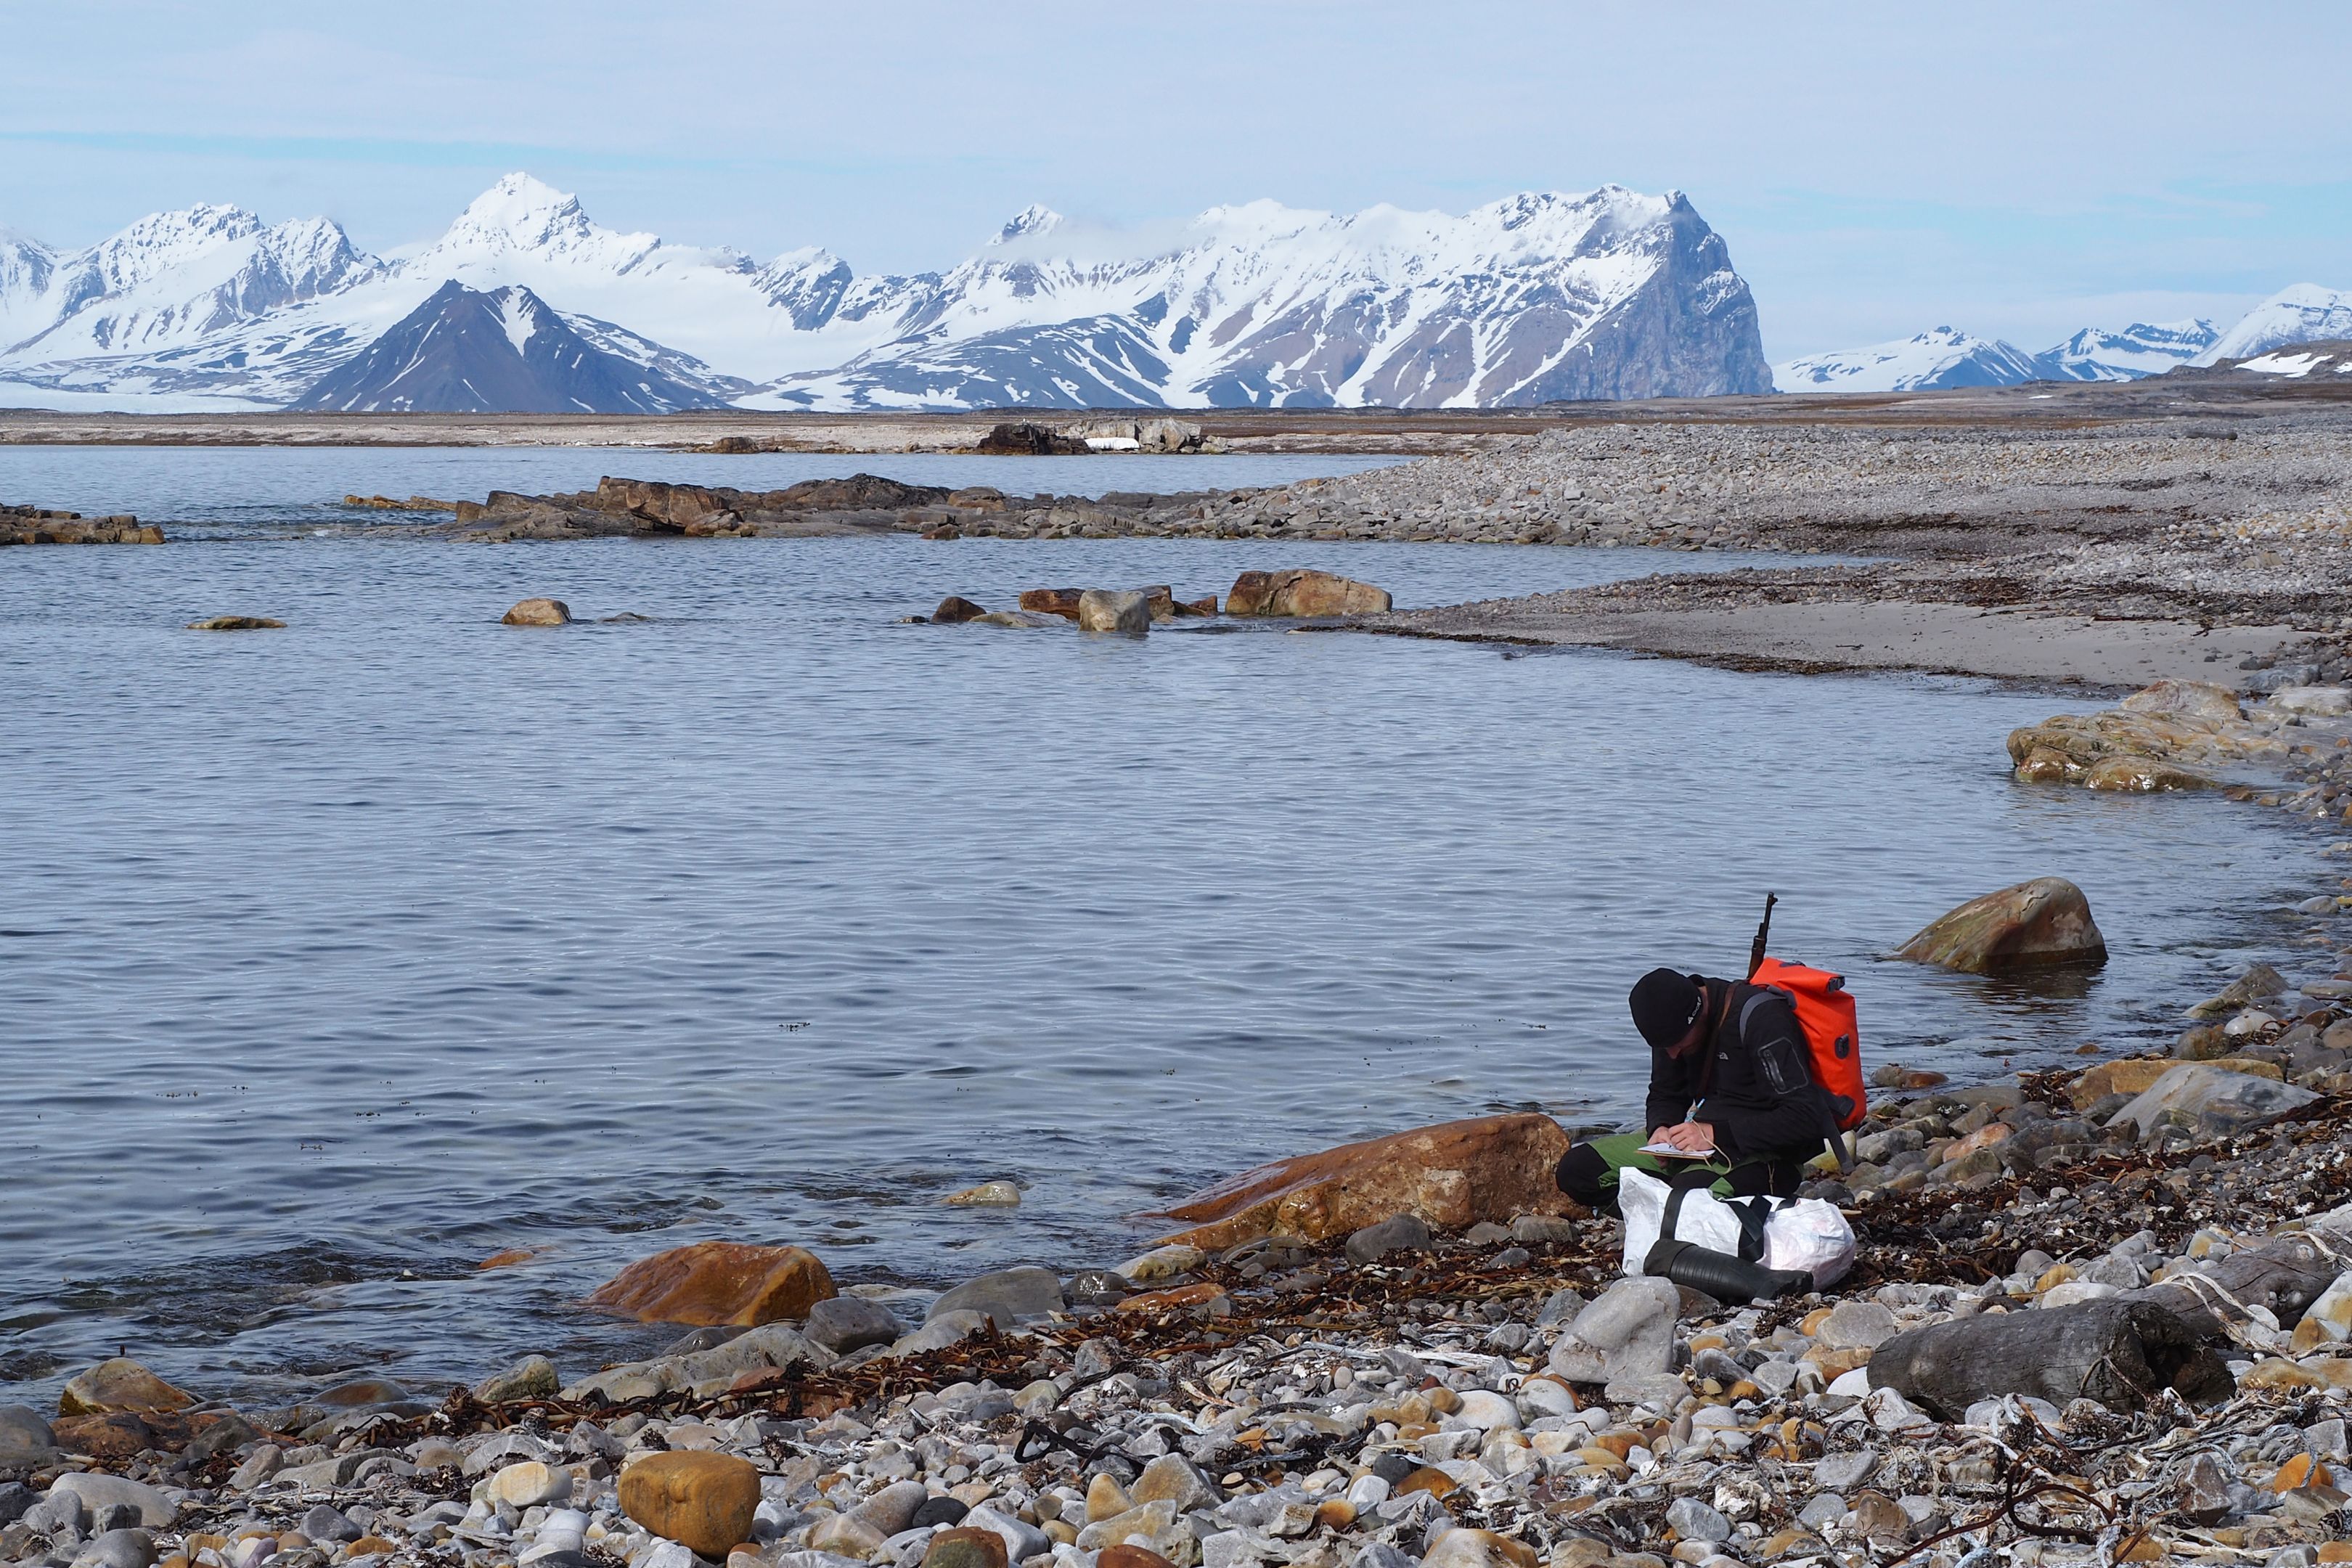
[4,372,2350,453]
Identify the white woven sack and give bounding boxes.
[1615,1166,1855,1286]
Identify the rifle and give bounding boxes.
[1747,892,1777,980]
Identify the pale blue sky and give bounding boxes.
[4,1,2348,360]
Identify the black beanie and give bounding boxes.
[1630,968,1704,1049]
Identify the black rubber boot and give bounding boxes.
[1643,1238,1814,1304]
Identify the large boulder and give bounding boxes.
[618,1451,760,1558]
[2107,1064,2319,1140]
[57,1360,193,1419]
[1156,1114,1575,1250]
[1895,878,2107,974]
[1547,1277,1681,1404]
[926,1265,1065,1329]
[2120,680,2244,722]
[584,1242,836,1326]
[1077,589,1151,635]
[1018,588,1085,621]
[2007,680,2282,788]
[1224,569,1392,618]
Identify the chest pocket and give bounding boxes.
[1740,989,1810,1096]
[1756,1034,1808,1095]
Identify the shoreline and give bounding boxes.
[20,400,2352,1567]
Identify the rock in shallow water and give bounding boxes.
[1895,876,2107,974]
[501,597,571,626]
[584,1241,836,1326]
[924,1265,1063,1329]
[57,1359,194,1419]
[1076,589,1151,635]
[804,1295,902,1354]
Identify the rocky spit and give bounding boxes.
[0,505,160,546]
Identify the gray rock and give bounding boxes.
[0,1484,34,1528]
[1344,1214,1432,1265]
[2178,1452,2235,1524]
[472,1355,559,1404]
[1509,1214,1579,1246]
[462,1432,555,1477]
[1548,1275,1678,1384]
[183,1413,258,1464]
[962,1504,1049,1564]
[44,1479,171,1532]
[2308,1417,2348,1461]
[890,1309,989,1357]
[1487,1246,1532,1270]
[1816,1301,1900,1350]
[24,1495,86,1538]
[1814,1450,1879,1492]
[807,1297,904,1355]
[2109,1065,2320,1138]
[1533,1287,1585,1326]
[1347,1545,1418,1568]
[850,1482,930,1538]
[926,1267,1064,1329]
[1751,1358,1802,1397]
[301,1506,361,1545]
[229,1445,283,1490]
[1076,589,1151,636]
[1665,1498,1731,1543]
[0,1406,57,1463]
[69,1528,154,1568]
[1797,1494,1847,1530]
[1462,1222,1512,1246]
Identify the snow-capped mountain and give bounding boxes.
[293,280,743,414]
[2038,319,2217,381]
[762,188,1772,409]
[2195,284,2352,365]
[1774,327,2049,393]
[1775,317,2221,393]
[0,173,1771,411]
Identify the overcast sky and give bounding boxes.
[4,1,2347,362]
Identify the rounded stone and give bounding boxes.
[920,1527,1009,1568]
[617,1452,761,1559]
[489,1461,571,1509]
[502,598,572,626]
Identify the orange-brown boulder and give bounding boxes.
[619,1451,761,1557]
[1097,1548,1175,1568]
[1018,587,1085,621]
[1224,568,1391,618]
[1156,1114,1575,1250]
[585,1242,836,1326]
[501,597,571,626]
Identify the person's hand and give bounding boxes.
[1659,1121,1717,1153]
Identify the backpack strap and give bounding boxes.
[1728,1196,1772,1262]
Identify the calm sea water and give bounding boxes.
[0,448,2330,1408]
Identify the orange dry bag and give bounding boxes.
[1747,957,1867,1131]
[1743,893,1867,1132]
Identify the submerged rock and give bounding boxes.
[185,615,285,631]
[1895,876,2107,973]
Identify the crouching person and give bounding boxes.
[1557,965,1836,1212]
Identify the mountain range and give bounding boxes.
[2,173,2345,412]
[0,173,1772,413]
[1774,284,2352,394]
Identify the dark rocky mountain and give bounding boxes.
[291,280,738,414]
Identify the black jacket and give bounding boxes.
[1644,976,1834,1165]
